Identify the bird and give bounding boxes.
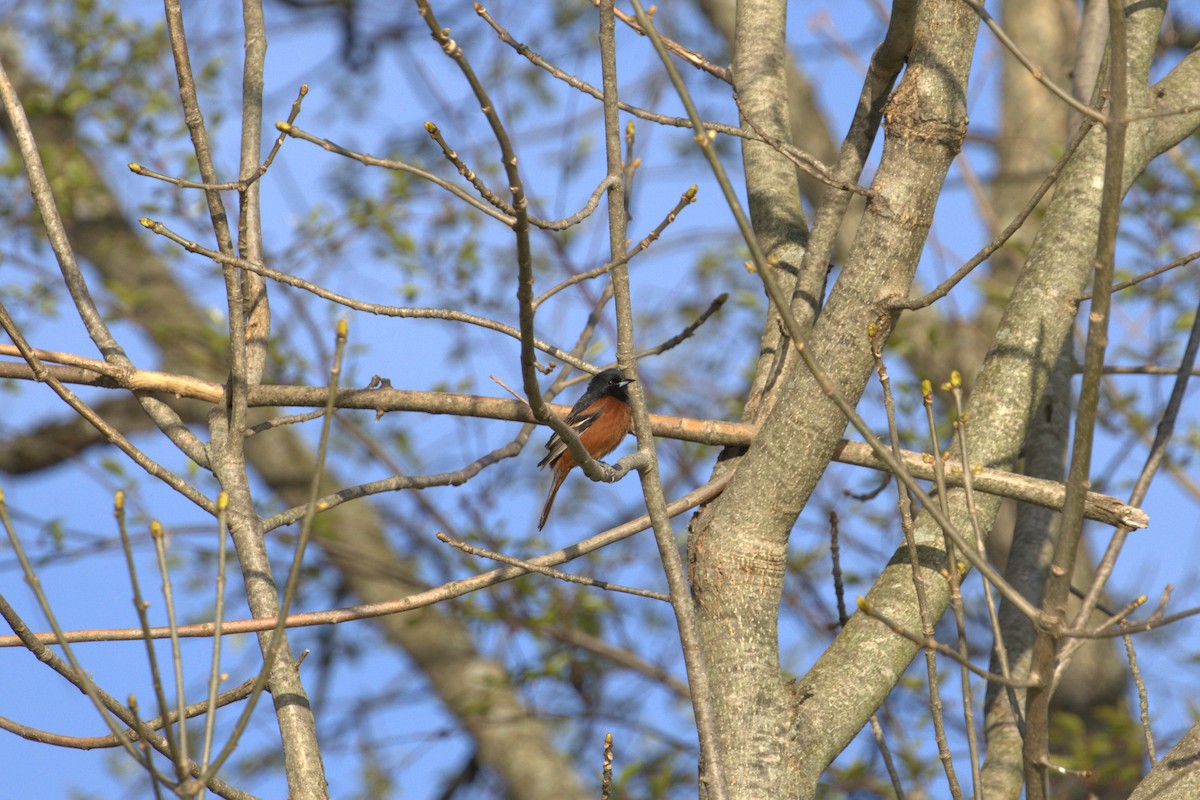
[537,368,635,530]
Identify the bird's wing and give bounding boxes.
[537,408,602,469]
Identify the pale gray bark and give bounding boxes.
[690,1,980,795]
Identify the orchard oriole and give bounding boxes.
[537,368,635,530]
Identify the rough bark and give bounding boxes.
[1128,724,1200,800]
[689,2,980,796]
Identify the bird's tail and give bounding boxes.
[538,472,566,530]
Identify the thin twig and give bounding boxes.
[635,294,728,359]
[944,377,993,799]
[588,0,731,82]
[129,85,308,193]
[1095,365,1200,375]
[1078,247,1200,301]
[128,700,169,800]
[1023,4,1128,794]
[533,186,698,309]
[870,344,924,800]
[829,508,906,800]
[734,93,876,199]
[427,118,533,211]
[199,494,231,781]
[857,599,1037,688]
[423,121,615,230]
[115,494,181,774]
[437,534,670,602]
[278,121,514,224]
[128,700,168,800]
[152,520,191,778]
[960,0,1107,123]
[1121,625,1156,764]
[921,381,967,800]
[140,216,596,374]
[245,409,326,436]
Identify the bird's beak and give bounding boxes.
[619,377,635,387]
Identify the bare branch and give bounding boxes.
[139,217,598,373]
[533,186,699,309]
[437,533,670,602]
[961,0,1107,123]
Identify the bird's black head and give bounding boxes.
[590,368,634,400]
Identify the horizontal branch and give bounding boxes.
[831,440,1148,530]
[0,353,1147,529]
